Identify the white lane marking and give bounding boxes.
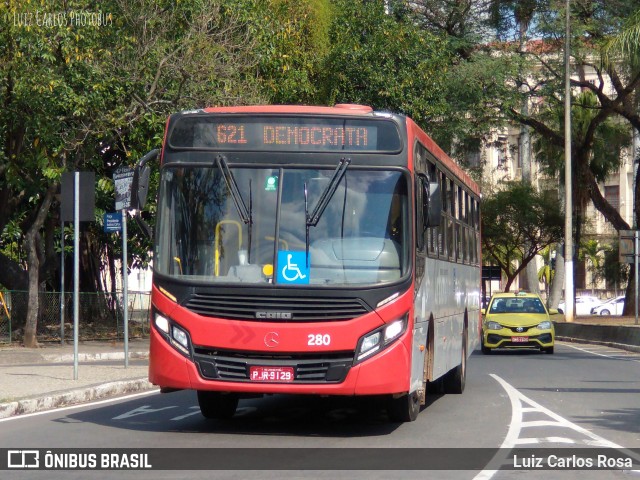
[562,343,640,363]
[0,389,159,423]
[491,373,622,447]
[473,374,640,480]
[514,437,576,445]
[171,406,201,421]
[112,404,176,420]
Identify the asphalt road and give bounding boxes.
[2,341,640,480]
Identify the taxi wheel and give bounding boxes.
[481,333,491,355]
[387,391,421,422]
[197,391,239,419]
[542,346,554,354]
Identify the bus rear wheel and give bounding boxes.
[387,391,420,422]
[443,329,467,394]
[197,391,239,419]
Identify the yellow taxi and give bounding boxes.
[481,291,556,354]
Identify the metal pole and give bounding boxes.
[564,0,575,322]
[635,231,639,325]
[73,172,80,380]
[60,212,65,345]
[122,209,129,368]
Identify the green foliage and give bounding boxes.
[319,0,452,127]
[533,91,631,184]
[482,181,564,291]
[224,0,332,104]
[0,0,265,293]
[579,239,607,293]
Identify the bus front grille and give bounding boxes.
[184,293,370,322]
[193,348,354,383]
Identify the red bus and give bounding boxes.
[134,104,481,422]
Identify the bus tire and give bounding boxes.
[197,391,239,419]
[443,330,467,394]
[387,391,420,422]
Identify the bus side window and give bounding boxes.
[416,176,425,252]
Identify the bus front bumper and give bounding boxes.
[149,328,411,396]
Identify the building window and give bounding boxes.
[604,185,620,211]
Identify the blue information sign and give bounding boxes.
[104,212,123,233]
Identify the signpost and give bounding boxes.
[61,172,95,380]
[619,230,639,325]
[113,167,135,368]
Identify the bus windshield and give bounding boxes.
[155,165,409,286]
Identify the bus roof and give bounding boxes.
[201,104,375,116]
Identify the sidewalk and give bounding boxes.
[0,338,154,419]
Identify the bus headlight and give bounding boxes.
[154,310,192,358]
[155,314,169,334]
[537,321,552,330]
[172,326,189,350]
[355,315,408,364]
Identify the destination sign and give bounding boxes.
[168,116,401,152]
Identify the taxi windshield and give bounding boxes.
[489,298,546,314]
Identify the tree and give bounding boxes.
[482,181,564,291]
[537,245,556,304]
[579,239,606,295]
[0,0,262,346]
[420,1,640,310]
[318,0,452,125]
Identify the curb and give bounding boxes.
[553,322,640,354]
[556,336,640,354]
[0,378,156,419]
[41,351,149,363]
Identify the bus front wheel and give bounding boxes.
[387,391,420,422]
[197,391,239,419]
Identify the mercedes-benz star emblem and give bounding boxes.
[264,332,279,348]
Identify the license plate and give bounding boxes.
[511,336,529,343]
[249,366,294,383]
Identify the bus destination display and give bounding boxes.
[169,116,401,152]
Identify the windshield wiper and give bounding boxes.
[306,157,350,227]
[304,157,350,265]
[216,154,253,261]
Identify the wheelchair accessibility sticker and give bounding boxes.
[277,251,309,284]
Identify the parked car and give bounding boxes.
[591,296,625,315]
[557,296,602,316]
[481,291,556,354]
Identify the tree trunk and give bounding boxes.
[549,247,564,309]
[22,188,55,348]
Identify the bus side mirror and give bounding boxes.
[133,165,151,209]
[425,182,441,227]
[131,149,158,210]
[131,149,159,238]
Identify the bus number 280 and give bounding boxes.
[308,334,331,346]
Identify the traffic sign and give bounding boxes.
[104,212,123,233]
[619,230,638,264]
[113,167,135,210]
